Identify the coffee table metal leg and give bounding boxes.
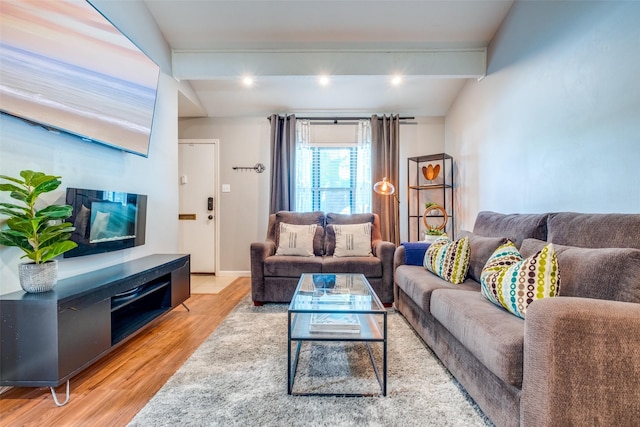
[383,313,387,396]
[288,340,302,394]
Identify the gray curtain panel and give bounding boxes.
[371,114,400,245]
[268,114,296,213]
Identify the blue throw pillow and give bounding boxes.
[402,242,431,266]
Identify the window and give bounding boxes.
[295,120,371,214]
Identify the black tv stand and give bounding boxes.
[0,254,190,406]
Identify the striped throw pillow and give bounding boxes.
[481,241,561,318]
[275,223,317,256]
[333,223,372,257]
[423,236,470,284]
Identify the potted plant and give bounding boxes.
[0,170,77,293]
[423,227,446,243]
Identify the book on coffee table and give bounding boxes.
[309,312,361,333]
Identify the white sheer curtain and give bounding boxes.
[294,119,372,213]
[294,119,312,212]
[355,120,372,213]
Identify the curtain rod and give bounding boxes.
[296,116,414,121]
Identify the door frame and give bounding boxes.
[178,138,220,274]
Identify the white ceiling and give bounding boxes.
[141,0,514,118]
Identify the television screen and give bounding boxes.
[0,0,160,157]
[64,187,147,258]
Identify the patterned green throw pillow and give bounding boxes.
[480,241,561,318]
[423,236,470,284]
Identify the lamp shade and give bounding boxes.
[373,177,396,196]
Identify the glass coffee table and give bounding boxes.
[287,273,387,396]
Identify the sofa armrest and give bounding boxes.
[249,240,276,303]
[373,240,396,304]
[393,245,406,270]
[522,297,640,426]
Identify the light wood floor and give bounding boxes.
[0,277,250,427]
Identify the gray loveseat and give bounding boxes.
[251,211,396,305]
[394,211,640,427]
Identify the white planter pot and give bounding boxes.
[423,235,443,244]
[18,260,58,293]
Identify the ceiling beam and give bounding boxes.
[172,48,486,80]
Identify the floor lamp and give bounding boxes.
[373,177,400,247]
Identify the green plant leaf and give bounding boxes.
[32,178,62,197]
[40,240,78,263]
[0,183,24,193]
[0,230,32,252]
[6,217,37,234]
[0,175,26,185]
[9,190,29,203]
[38,223,76,246]
[0,206,28,218]
[19,170,39,183]
[37,204,73,219]
[30,173,60,188]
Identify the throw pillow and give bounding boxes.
[480,241,560,318]
[275,223,317,256]
[333,223,372,257]
[423,235,470,284]
[402,241,432,266]
[458,230,509,283]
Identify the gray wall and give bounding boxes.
[446,1,640,232]
[179,116,445,273]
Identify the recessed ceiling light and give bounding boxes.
[242,76,254,87]
[318,75,330,86]
[391,75,403,86]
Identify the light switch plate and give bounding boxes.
[222,184,231,193]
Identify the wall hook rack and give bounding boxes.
[233,163,265,173]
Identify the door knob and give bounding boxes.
[208,215,213,220]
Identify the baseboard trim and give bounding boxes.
[216,271,250,277]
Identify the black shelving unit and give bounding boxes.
[407,153,454,242]
[0,254,190,403]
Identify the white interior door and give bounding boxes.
[178,142,216,273]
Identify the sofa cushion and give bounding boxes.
[275,223,316,256]
[326,212,375,225]
[274,211,325,255]
[264,255,323,276]
[480,241,560,319]
[431,289,525,388]
[322,256,382,276]
[473,211,549,248]
[521,238,640,303]
[394,265,479,314]
[332,223,373,257]
[546,212,640,249]
[459,230,509,282]
[423,236,470,284]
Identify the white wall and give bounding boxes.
[446,1,640,232]
[398,117,445,241]
[179,116,445,272]
[0,4,179,295]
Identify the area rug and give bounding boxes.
[128,296,493,427]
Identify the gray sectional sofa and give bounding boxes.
[250,211,396,305]
[394,211,640,427]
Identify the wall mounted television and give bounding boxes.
[0,0,160,157]
[64,187,147,258]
